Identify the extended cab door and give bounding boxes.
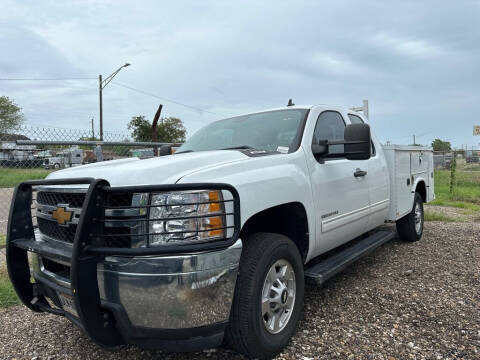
[347,113,390,231]
[305,110,371,255]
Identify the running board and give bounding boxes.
[304,230,395,285]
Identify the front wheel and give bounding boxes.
[225,233,304,359]
[396,192,424,242]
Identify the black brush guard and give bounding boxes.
[6,178,240,348]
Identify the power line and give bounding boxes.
[0,77,96,81]
[388,131,434,143]
[0,76,228,118]
[112,81,227,118]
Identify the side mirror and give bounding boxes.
[160,145,173,156]
[344,123,371,160]
[311,140,328,157]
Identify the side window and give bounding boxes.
[312,111,345,155]
[347,114,376,156]
[348,114,364,125]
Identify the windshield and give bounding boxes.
[177,109,308,153]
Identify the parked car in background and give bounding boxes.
[466,150,479,163]
[43,147,84,169]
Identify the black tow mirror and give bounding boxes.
[159,145,173,156]
[344,123,371,160]
[311,140,328,157]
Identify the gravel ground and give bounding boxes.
[1,217,479,359]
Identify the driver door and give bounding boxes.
[305,110,371,255]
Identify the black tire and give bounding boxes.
[53,163,60,169]
[225,233,304,359]
[396,192,424,242]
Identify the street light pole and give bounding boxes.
[99,74,103,140]
[98,63,130,140]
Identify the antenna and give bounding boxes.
[287,99,295,107]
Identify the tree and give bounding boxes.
[127,115,151,142]
[0,96,25,133]
[431,138,451,152]
[127,115,186,143]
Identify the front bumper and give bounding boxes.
[30,239,242,350]
[6,178,241,351]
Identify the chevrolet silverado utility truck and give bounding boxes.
[6,105,434,359]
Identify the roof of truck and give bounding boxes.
[230,104,357,119]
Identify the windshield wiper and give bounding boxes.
[221,145,256,150]
[175,150,194,154]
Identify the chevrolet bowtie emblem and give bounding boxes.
[51,207,73,225]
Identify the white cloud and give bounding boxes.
[372,32,443,58]
[0,0,479,147]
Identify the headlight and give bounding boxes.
[149,190,226,246]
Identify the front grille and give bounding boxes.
[37,191,86,208]
[42,258,71,279]
[36,191,131,208]
[37,217,132,247]
[36,190,133,248]
[102,227,132,248]
[105,193,133,207]
[38,217,77,243]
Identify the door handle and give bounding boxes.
[354,169,367,177]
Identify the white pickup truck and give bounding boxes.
[6,105,434,359]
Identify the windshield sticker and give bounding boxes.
[277,146,289,154]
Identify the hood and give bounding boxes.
[47,150,249,185]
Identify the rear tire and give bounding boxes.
[396,192,424,242]
[225,233,304,359]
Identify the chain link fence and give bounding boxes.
[433,150,480,206]
[433,151,454,169]
[433,150,480,170]
[0,124,176,235]
[2,128,479,235]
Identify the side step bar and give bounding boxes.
[304,230,395,285]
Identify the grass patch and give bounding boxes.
[0,262,19,308]
[424,211,458,222]
[0,168,52,188]
[431,170,480,209]
[0,234,5,249]
[430,199,480,211]
[462,163,480,171]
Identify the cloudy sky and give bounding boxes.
[1,0,479,147]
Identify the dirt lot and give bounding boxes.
[0,208,479,359]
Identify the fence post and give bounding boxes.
[449,151,456,194]
[94,144,104,162]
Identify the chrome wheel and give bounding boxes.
[414,201,423,234]
[261,259,296,334]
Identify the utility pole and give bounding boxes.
[98,63,131,140]
[91,117,95,139]
[413,135,416,145]
[99,75,103,140]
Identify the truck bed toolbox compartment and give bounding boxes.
[382,145,433,221]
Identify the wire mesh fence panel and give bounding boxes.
[0,124,173,235]
[433,151,454,170]
[433,150,480,206]
[450,151,480,203]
